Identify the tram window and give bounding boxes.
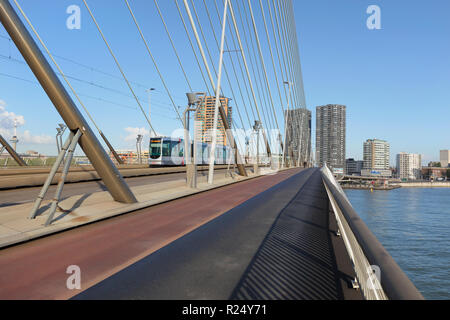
[171,140,183,157]
[150,139,162,159]
[162,140,171,157]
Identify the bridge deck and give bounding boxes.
[73,168,362,300]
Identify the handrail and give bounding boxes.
[321,166,424,300]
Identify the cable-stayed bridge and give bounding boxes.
[0,0,422,300]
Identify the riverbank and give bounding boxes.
[394,181,450,188]
[341,185,400,190]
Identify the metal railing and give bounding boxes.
[321,165,424,300]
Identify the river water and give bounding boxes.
[344,187,450,300]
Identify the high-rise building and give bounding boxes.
[316,104,346,172]
[362,139,391,177]
[397,153,422,180]
[195,96,232,146]
[285,108,311,167]
[346,158,364,175]
[363,139,390,170]
[440,150,450,168]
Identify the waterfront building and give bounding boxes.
[315,104,346,173]
[195,96,232,146]
[111,150,149,165]
[285,108,312,167]
[363,139,390,170]
[396,152,422,180]
[440,150,450,168]
[346,158,364,175]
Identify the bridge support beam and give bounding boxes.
[0,134,27,166]
[0,0,137,203]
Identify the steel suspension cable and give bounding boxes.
[214,0,257,122]
[271,0,294,107]
[174,0,212,96]
[268,0,289,97]
[201,0,249,131]
[227,0,272,155]
[277,0,299,107]
[189,0,219,81]
[82,0,157,135]
[123,0,183,125]
[12,0,127,164]
[182,0,247,167]
[247,0,280,133]
[236,0,275,133]
[153,0,193,92]
[281,0,301,106]
[258,0,285,114]
[287,0,306,107]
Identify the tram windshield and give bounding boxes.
[150,138,162,159]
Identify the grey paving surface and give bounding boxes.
[73,168,362,300]
[0,169,224,207]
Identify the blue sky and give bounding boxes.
[0,0,449,165]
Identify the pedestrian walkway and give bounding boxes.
[73,169,362,300]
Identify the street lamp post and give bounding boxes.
[146,88,155,137]
[136,134,143,164]
[185,92,205,188]
[253,120,261,175]
[56,124,67,164]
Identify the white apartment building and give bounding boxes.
[363,139,390,170]
[440,150,450,168]
[397,152,422,180]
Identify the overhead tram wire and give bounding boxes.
[1,32,158,92]
[123,0,183,126]
[0,51,175,113]
[0,70,177,121]
[12,0,126,164]
[82,0,157,136]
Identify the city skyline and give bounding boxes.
[0,1,449,164]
